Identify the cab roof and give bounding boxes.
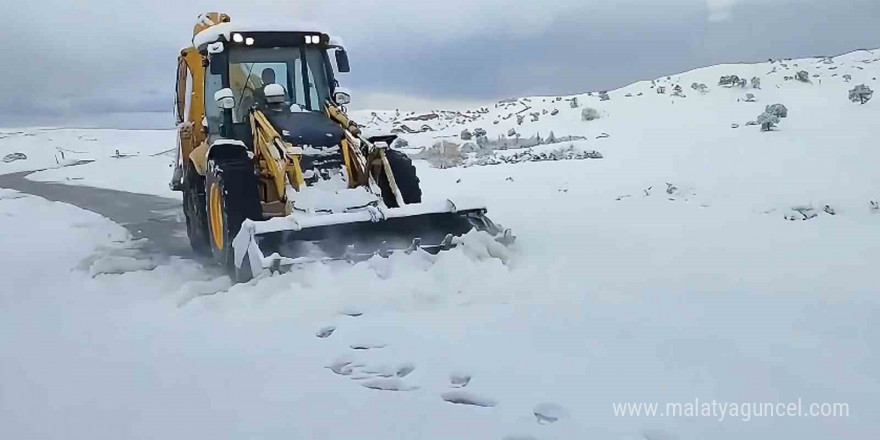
[192,22,342,49]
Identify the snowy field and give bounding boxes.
[1,50,879,439]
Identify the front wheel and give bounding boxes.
[376,149,422,208]
[182,160,211,256]
[206,153,263,282]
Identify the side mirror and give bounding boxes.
[333,87,351,105]
[335,49,350,73]
[214,88,235,109]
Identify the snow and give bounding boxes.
[2,49,880,439]
[0,127,177,197]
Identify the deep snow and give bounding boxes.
[1,49,879,439]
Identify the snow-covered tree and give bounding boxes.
[547,131,557,144]
[581,107,601,121]
[599,91,610,101]
[849,85,873,104]
[750,77,762,89]
[757,111,780,132]
[765,103,788,118]
[570,97,579,108]
[460,129,473,141]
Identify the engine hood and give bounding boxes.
[263,110,344,147]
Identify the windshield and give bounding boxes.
[228,46,332,122]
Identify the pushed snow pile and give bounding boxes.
[89,255,157,277]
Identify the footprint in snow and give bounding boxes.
[396,363,416,378]
[350,341,386,350]
[533,403,569,424]
[441,391,497,408]
[642,429,675,440]
[340,307,363,317]
[361,378,418,391]
[449,373,471,388]
[326,355,363,376]
[360,365,397,378]
[315,326,335,338]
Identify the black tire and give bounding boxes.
[377,149,422,208]
[182,160,211,256]
[205,151,263,282]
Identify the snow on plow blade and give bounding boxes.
[232,198,514,275]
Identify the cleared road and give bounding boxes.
[0,171,194,258]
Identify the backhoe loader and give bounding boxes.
[170,13,512,281]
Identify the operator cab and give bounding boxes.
[196,28,352,149]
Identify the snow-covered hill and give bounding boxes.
[1,49,879,440]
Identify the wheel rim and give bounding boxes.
[209,183,224,250]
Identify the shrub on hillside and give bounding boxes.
[849,84,874,104]
[581,107,601,121]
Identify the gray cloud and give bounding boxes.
[0,0,877,126]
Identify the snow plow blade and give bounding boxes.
[232,199,513,276]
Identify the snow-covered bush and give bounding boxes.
[476,134,489,147]
[413,140,465,168]
[656,86,666,94]
[473,128,487,137]
[849,84,873,104]
[765,103,788,118]
[465,145,603,167]
[795,70,811,83]
[459,142,479,153]
[581,107,601,122]
[744,93,756,102]
[751,77,761,89]
[719,75,746,88]
[570,97,579,108]
[691,83,709,94]
[672,85,686,98]
[392,137,409,149]
[843,74,852,82]
[460,129,473,141]
[599,91,610,101]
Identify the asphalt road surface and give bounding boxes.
[0,171,194,259]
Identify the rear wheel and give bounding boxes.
[205,151,263,282]
[377,149,422,208]
[182,160,210,256]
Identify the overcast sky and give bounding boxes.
[1,0,878,127]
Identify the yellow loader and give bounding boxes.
[170,13,512,281]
